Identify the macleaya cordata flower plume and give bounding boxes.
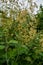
[0,0,43,65]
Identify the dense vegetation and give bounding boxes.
[0,0,43,65]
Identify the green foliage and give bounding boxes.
[0,45,5,50]
[0,3,43,65]
[36,5,43,32]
